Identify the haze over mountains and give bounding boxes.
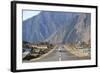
[23,11,91,45]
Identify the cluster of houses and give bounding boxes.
[31,45,47,49]
[22,42,54,60]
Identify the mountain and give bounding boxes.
[64,13,91,45]
[22,11,91,45]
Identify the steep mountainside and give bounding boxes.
[23,11,91,45]
[64,14,91,45]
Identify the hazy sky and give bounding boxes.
[23,10,41,21]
